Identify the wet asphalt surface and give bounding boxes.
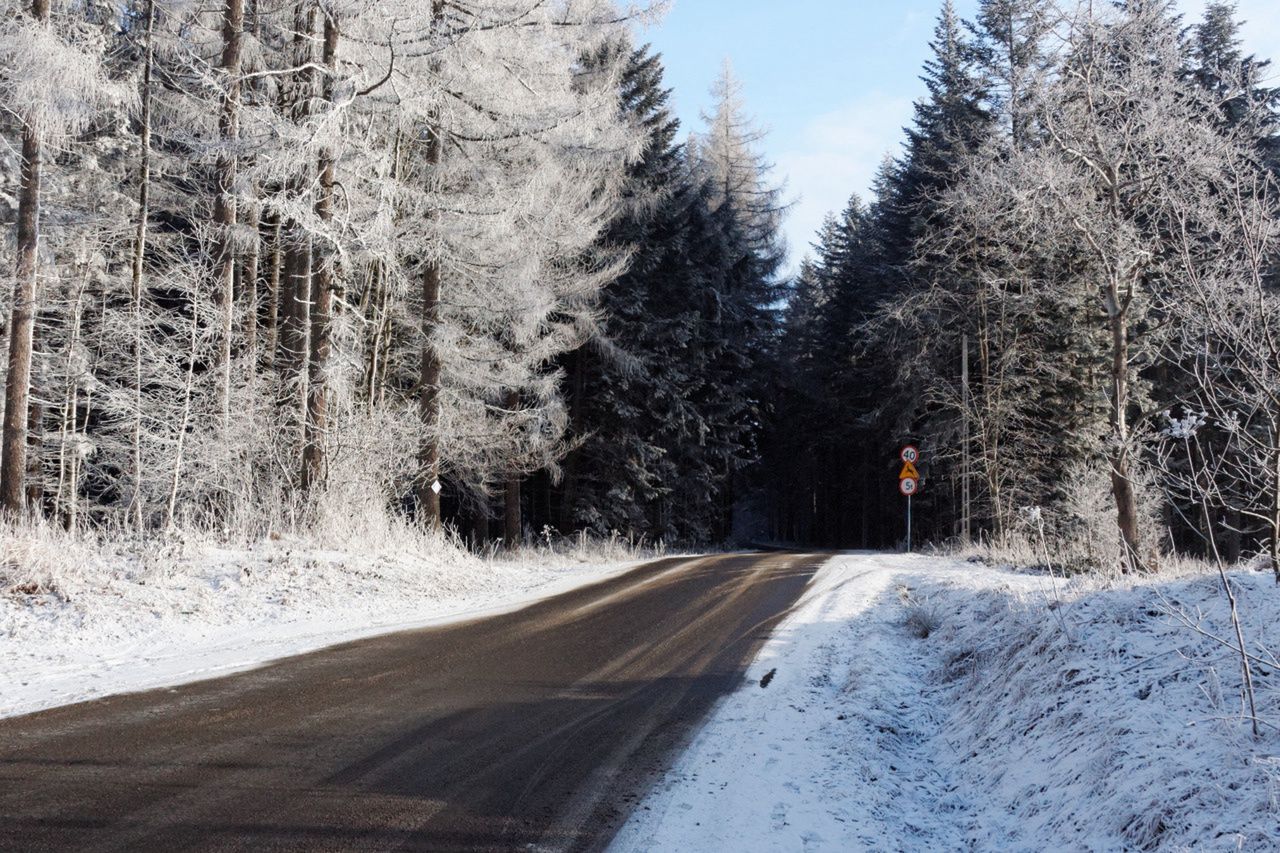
[0,551,825,852]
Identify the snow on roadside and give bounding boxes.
[612,553,1280,852]
[1,530,649,720]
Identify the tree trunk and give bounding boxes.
[557,348,586,532]
[362,262,386,406]
[472,501,490,549]
[499,471,519,545]
[128,0,156,530]
[214,0,245,430]
[1108,294,1144,571]
[417,254,442,526]
[166,310,200,531]
[276,3,315,447]
[302,11,339,494]
[56,281,88,527]
[0,0,50,516]
[242,194,260,361]
[415,0,446,527]
[504,391,522,548]
[264,212,282,369]
[279,232,311,416]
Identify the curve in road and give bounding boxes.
[0,551,825,852]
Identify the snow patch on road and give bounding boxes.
[1,532,648,720]
[612,552,1280,851]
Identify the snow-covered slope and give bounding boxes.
[612,553,1280,852]
[1,533,646,720]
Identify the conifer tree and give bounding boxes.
[551,41,688,538]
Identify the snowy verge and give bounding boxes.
[1,529,655,720]
[612,552,1280,852]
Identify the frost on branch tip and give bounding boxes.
[1163,412,1209,440]
[0,15,129,141]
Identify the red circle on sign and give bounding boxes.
[900,477,918,496]
[901,445,919,464]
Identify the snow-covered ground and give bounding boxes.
[1,529,648,719]
[613,552,1280,852]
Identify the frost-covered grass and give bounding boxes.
[614,553,1280,852]
[934,563,1280,850]
[0,519,664,719]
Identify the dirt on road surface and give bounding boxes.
[0,551,825,852]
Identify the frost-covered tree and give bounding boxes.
[0,0,122,514]
[355,0,637,534]
[931,0,1266,569]
[0,0,643,541]
[534,50,787,545]
[687,63,786,539]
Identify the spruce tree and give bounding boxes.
[1189,2,1280,165]
[549,41,690,538]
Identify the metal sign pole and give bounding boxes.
[907,493,912,553]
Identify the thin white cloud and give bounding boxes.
[776,91,914,268]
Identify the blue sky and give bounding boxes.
[636,0,1280,271]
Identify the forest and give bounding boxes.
[769,0,1280,574]
[1,0,1278,576]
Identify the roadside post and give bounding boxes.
[899,445,920,552]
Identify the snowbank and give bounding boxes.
[1,528,648,719]
[612,553,1280,851]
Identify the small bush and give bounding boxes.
[899,585,942,638]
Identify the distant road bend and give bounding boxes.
[0,551,825,852]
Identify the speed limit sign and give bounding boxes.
[899,444,921,552]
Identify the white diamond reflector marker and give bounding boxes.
[431,480,442,495]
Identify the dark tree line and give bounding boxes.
[511,51,786,546]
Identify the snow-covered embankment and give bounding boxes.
[613,553,1280,851]
[1,531,645,720]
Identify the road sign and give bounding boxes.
[898,445,921,553]
[431,480,442,495]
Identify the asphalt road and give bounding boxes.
[0,551,825,852]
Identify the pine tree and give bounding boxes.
[858,1,992,544]
[767,197,882,545]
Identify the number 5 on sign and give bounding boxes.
[900,477,918,496]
